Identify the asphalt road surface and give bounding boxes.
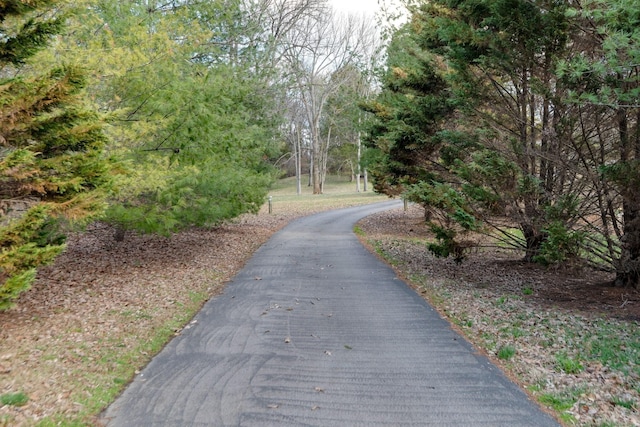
[102,201,560,426]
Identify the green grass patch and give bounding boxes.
[511,327,525,338]
[497,345,516,360]
[264,176,386,215]
[36,418,87,427]
[611,396,637,410]
[538,386,585,424]
[371,240,403,267]
[0,392,29,407]
[555,353,584,374]
[269,175,363,194]
[582,321,640,374]
[539,390,578,411]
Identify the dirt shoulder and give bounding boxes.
[358,205,640,322]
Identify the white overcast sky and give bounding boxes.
[329,0,408,20]
[329,0,380,15]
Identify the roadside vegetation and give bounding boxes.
[1,178,638,426]
[0,177,381,427]
[358,205,640,427]
[363,0,640,288]
[1,0,380,310]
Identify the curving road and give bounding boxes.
[102,201,560,426]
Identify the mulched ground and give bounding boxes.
[359,204,640,322]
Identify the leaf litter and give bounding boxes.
[357,204,640,427]
[0,203,638,426]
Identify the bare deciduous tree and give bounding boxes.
[282,10,377,193]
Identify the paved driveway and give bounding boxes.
[102,201,560,426]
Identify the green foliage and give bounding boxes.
[364,0,640,273]
[1,0,113,309]
[534,221,585,265]
[497,345,516,361]
[403,181,477,262]
[100,63,278,235]
[38,1,282,238]
[405,182,476,228]
[0,0,63,65]
[454,148,519,215]
[555,353,584,374]
[361,21,455,196]
[599,161,640,198]
[106,163,272,235]
[0,391,29,407]
[427,224,458,260]
[539,391,578,412]
[0,269,36,311]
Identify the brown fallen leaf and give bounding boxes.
[3,189,638,427]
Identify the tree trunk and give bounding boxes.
[521,195,545,262]
[521,222,545,262]
[295,127,302,195]
[114,226,126,242]
[363,169,368,192]
[319,127,331,194]
[312,140,322,194]
[615,108,640,288]
[615,203,640,288]
[356,131,362,193]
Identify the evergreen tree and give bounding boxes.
[414,0,582,262]
[366,1,589,264]
[0,1,112,309]
[362,21,470,259]
[559,0,640,287]
[38,0,283,237]
[368,0,640,282]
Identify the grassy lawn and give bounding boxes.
[262,175,387,215]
